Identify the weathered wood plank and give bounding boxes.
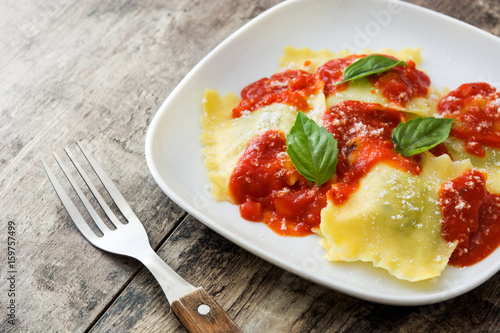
[1,0,499,332]
[92,216,500,332]
[408,0,500,36]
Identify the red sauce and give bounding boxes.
[232,69,321,118]
[322,101,421,205]
[429,143,451,158]
[439,169,500,267]
[367,60,430,107]
[317,55,430,108]
[438,82,500,157]
[233,55,431,118]
[316,55,364,96]
[228,130,330,236]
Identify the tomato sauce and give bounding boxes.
[232,69,321,118]
[439,169,500,267]
[317,55,430,108]
[438,82,500,157]
[429,143,451,158]
[323,100,421,205]
[233,54,431,119]
[316,55,364,96]
[229,130,331,236]
[367,60,430,107]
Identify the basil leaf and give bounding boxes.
[336,54,408,85]
[392,117,454,156]
[286,112,338,186]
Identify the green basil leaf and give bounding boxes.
[286,112,338,186]
[336,54,408,85]
[392,117,454,156]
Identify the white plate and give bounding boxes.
[145,0,500,305]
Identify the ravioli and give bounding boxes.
[445,137,500,194]
[201,88,327,201]
[320,154,472,281]
[201,46,500,282]
[203,46,431,192]
[280,46,435,116]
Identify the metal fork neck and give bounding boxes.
[134,246,196,304]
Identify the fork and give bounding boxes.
[42,142,241,333]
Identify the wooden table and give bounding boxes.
[1,0,499,332]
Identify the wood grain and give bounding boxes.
[407,0,500,36]
[171,288,242,333]
[92,216,500,333]
[0,0,499,332]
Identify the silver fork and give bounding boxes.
[42,142,241,333]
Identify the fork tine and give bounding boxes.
[52,152,112,234]
[65,147,121,229]
[76,141,140,224]
[41,159,101,243]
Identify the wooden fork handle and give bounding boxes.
[171,287,242,333]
